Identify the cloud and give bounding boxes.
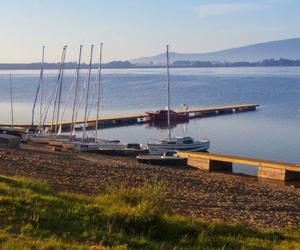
[195,3,263,18]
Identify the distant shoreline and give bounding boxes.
[0,65,300,70]
[0,58,299,70]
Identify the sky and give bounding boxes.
[0,0,299,63]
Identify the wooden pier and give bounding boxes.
[177,151,300,181]
[0,104,258,132]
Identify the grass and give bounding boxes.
[0,175,300,249]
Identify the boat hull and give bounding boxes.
[99,148,149,157]
[48,139,70,147]
[23,134,74,144]
[74,143,100,152]
[137,155,187,166]
[74,141,123,152]
[147,141,209,155]
[146,110,189,124]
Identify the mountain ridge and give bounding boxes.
[130,38,300,65]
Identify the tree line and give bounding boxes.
[0,58,299,69]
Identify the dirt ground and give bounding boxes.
[1,143,300,229]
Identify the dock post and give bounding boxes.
[186,157,211,170]
[258,165,300,181]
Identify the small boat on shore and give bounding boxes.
[136,152,188,166]
[99,143,148,157]
[73,139,121,152]
[24,134,74,144]
[48,138,72,147]
[62,141,80,150]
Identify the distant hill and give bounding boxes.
[1,38,300,69]
[130,38,300,65]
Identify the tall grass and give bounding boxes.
[0,175,299,249]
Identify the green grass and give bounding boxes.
[0,175,299,249]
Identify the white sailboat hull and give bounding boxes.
[24,134,73,144]
[74,140,123,152]
[147,138,209,155]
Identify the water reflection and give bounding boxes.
[146,120,189,130]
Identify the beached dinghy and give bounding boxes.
[25,134,73,144]
[61,138,115,150]
[136,152,187,166]
[73,139,121,152]
[48,137,71,147]
[99,143,148,156]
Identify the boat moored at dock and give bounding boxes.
[146,109,189,124]
[147,136,209,155]
[146,45,210,155]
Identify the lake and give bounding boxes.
[0,67,299,174]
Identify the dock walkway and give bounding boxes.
[0,104,258,131]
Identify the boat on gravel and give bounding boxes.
[99,143,148,157]
[136,152,188,166]
[48,138,71,147]
[24,134,73,144]
[74,139,121,152]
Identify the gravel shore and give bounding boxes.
[1,143,300,229]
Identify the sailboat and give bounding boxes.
[72,43,122,152]
[24,46,46,141]
[59,44,85,149]
[71,44,146,154]
[24,46,69,143]
[147,45,210,155]
[9,74,14,128]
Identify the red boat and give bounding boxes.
[146,109,189,123]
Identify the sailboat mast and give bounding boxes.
[82,44,94,140]
[9,74,14,126]
[70,45,83,137]
[166,44,171,140]
[55,45,67,134]
[95,43,103,142]
[51,47,65,133]
[31,46,45,128]
[39,46,45,130]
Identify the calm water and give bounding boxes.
[0,67,299,174]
